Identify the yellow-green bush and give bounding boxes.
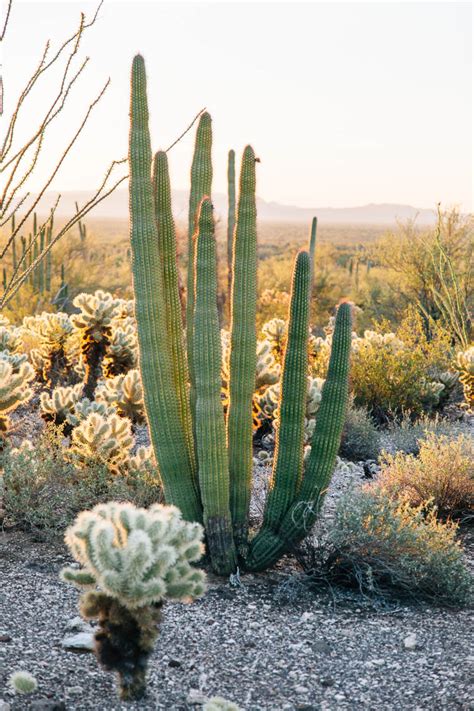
[374,434,474,519]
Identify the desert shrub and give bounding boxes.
[312,307,455,421]
[327,488,472,605]
[1,425,162,535]
[374,434,474,520]
[339,403,381,462]
[385,413,472,455]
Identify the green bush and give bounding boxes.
[1,425,162,536]
[385,413,472,455]
[327,488,472,605]
[339,403,381,461]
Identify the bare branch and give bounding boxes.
[0,0,13,41]
[165,107,207,152]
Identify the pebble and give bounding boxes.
[62,631,94,652]
[403,633,419,650]
[295,685,310,694]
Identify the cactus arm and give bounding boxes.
[128,54,201,523]
[226,149,236,301]
[258,250,310,533]
[186,112,213,423]
[193,198,237,574]
[152,150,196,475]
[227,145,258,554]
[309,216,317,288]
[246,302,352,571]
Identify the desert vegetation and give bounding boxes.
[0,2,472,709]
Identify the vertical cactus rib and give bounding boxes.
[226,149,236,301]
[246,302,352,571]
[193,198,237,574]
[152,150,196,476]
[128,54,201,523]
[186,112,213,423]
[258,250,310,533]
[309,216,317,288]
[227,145,258,553]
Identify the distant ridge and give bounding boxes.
[34,189,439,225]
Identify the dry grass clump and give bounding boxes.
[374,433,474,520]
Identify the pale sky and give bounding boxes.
[2,0,473,210]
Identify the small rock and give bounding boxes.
[31,702,66,711]
[62,631,94,652]
[186,689,207,705]
[403,633,419,650]
[0,634,11,643]
[65,616,91,633]
[0,702,10,711]
[300,612,314,623]
[320,676,335,687]
[66,686,83,695]
[294,686,310,695]
[168,659,181,668]
[313,640,331,654]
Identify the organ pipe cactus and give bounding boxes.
[186,112,213,424]
[227,145,257,553]
[227,148,236,300]
[128,55,352,575]
[193,198,237,572]
[61,502,206,700]
[129,54,201,523]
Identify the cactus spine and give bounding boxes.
[259,250,310,534]
[186,112,212,424]
[193,198,237,573]
[227,149,236,300]
[128,54,201,523]
[227,146,257,553]
[246,302,352,570]
[152,150,195,473]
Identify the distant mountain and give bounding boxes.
[34,189,439,225]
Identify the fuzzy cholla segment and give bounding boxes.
[456,346,474,412]
[71,290,122,342]
[204,697,242,711]
[0,358,34,420]
[61,502,207,608]
[69,412,133,468]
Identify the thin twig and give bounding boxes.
[165,107,206,152]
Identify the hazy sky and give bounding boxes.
[2,1,472,210]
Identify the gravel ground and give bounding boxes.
[1,461,473,711]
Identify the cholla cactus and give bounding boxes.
[456,346,474,412]
[261,317,287,358]
[204,697,242,711]
[125,445,156,475]
[69,412,134,471]
[66,397,115,427]
[96,369,144,423]
[40,383,83,432]
[0,358,34,442]
[61,502,206,699]
[103,320,138,377]
[0,324,22,353]
[71,290,122,398]
[9,671,38,695]
[256,376,325,444]
[22,312,74,385]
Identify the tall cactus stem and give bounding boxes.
[128,54,202,523]
[259,250,310,533]
[152,150,196,475]
[309,216,317,288]
[186,112,213,426]
[226,149,236,303]
[246,302,352,571]
[227,145,258,553]
[193,197,236,574]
